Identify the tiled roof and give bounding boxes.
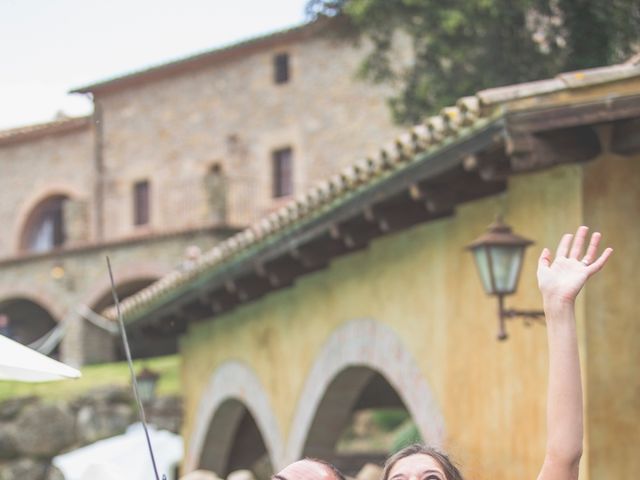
[109,60,640,323]
[0,116,91,147]
[478,63,640,105]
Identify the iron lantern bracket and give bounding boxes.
[502,308,546,321]
[496,294,545,341]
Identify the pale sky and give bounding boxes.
[0,0,309,130]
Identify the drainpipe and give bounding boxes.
[92,96,105,241]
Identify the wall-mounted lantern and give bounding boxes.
[467,217,544,340]
[135,367,160,404]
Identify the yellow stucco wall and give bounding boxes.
[177,158,621,479]
[583,151,640,479]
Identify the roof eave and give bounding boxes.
[0,116,91,147]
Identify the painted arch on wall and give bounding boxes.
[186,319,445,473]
[185,360,284,474]
[283,318,446,464]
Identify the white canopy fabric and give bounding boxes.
[0,334,81,382]
[53,423,183,480]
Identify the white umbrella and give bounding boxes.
[0,334,81,382]
[54,423,183,480]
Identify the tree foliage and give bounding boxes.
[307,0,640,124]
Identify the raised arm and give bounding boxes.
[536,226,612,480]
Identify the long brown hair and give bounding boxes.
[382,444,464,480]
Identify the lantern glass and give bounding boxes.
[137,377,157,403]
[135,368,159,404]
[472,246,494,295]
[468,217,533,296]
[487,244,525,295]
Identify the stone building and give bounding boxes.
[0,21,400,366]
[110,60,640,479]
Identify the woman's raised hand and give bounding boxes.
[537,226,612,308]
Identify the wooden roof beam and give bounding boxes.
[290,245,331,269]
[505,125,601,172]
[408,184,456,214]
[254,260,299,288]
[364,201,454,233]
[611,117,640,156]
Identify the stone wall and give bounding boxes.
[0,29,400,257]
[0,227,231,366]
[0,25,399,365]
[0,387,182,480]
[96,31,400,238]
[0,127,94,258]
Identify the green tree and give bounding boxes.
[307,0,640,124]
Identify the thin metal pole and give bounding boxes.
[497,294,508,341]
[107,257,162,480]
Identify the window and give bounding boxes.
[22,195,67,253]
[133,180,150,226]
[272,147,293,198]
[274,53,290,84]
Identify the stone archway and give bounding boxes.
[285,319,445,466]
[61,262,172,366]
[185,361,283,475]
[0,296,60,353]
[82,276,163,364]
[0,288,66,324]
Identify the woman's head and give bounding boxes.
[382,444,464,480]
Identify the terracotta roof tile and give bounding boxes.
[477,62,640,105]
[557,64,640,88]
[477,78,564,105]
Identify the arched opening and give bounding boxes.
[85,277,174,364]
[186,361,282,474]
[198,399,273,479]
[0,298,59,356]
[20,195,69,253]
[302,366,421,476]
[286,319,444,468]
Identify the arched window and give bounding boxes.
[21,195,68,253]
